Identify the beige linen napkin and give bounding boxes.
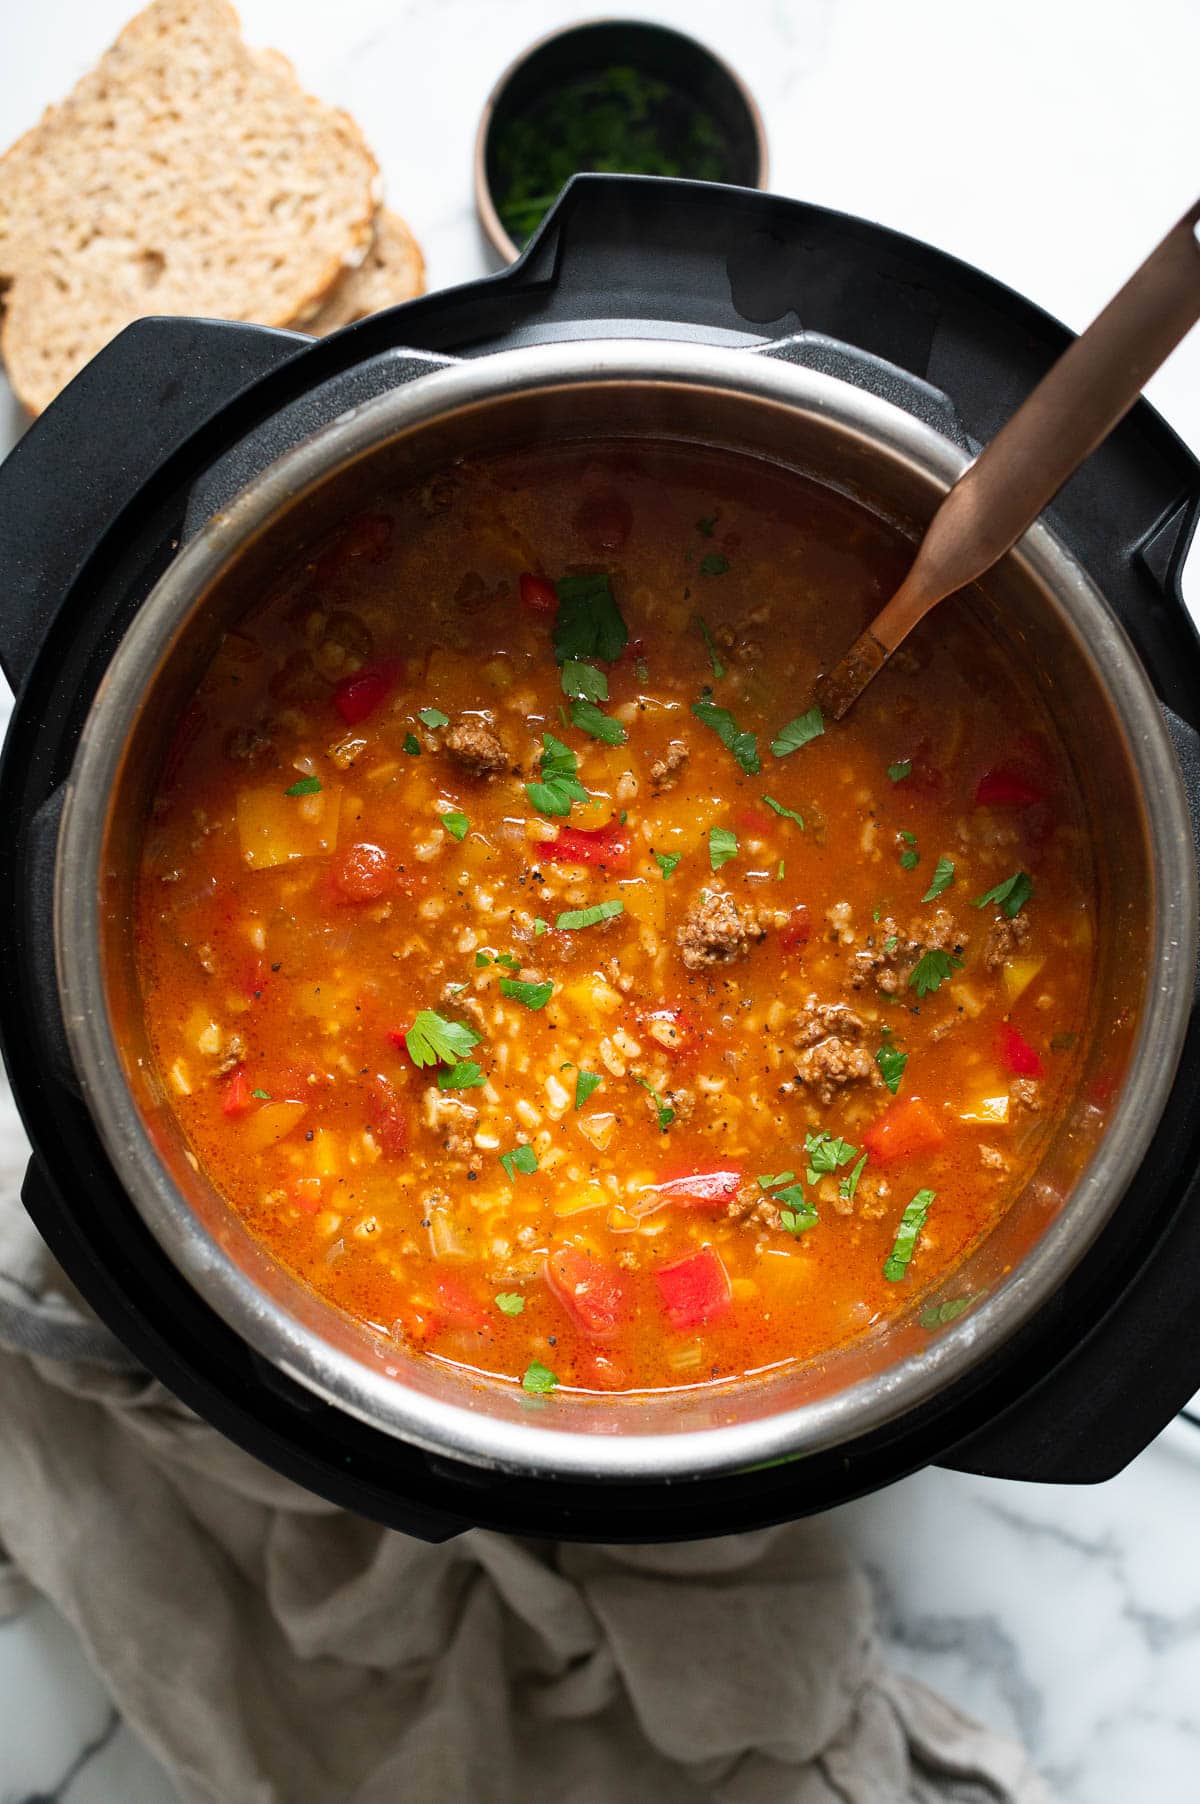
[0,1185,1052,1804]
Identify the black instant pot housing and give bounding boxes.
[2,177,1199,1542]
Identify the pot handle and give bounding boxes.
[0,316,309,693]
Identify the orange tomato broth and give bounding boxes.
[136,443,1096,1398]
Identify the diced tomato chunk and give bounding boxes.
[545,1247,629,1339]
[577,1351,632,1392]
[640,1006,702,1063]
[434,1276,488,1332]
[365,1073,408,1157]
[863,1097,946,1165]
[333,842,392,902]
[333,667,394,725]
[997,1024,1045,1078]
[655,1248,732,1330]
[519,572,558,614]
[737,805,772,835]
[537,825,631,872]
[291,1176,323,1214]
[975,765,1046,807]
[779,905,811,953]
[651,1168,743,1207]
[222,1068,251,1118]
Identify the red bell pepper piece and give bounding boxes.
[975,765,1046,806]
[519,572,558,614]
[222,1067,252,1118]
[779,905,812,952]
[737,805,772,835]
[333,666,395,725]
[655,1248,732,1330]
[862,1097,946,1165]
[577,1350,632,1392]
[434,1276,489,1332]
[650,1168,743,1207]
[290,1176,323,1215]
[365,1074,408,1158]
[545,1248,629,1338]
[997,1024,1045,1078]
[640,1006,702,1063]
[333,842,393,902]
[538,825,631,872]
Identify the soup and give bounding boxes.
[135,444,1096,1397]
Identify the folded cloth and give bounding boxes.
[0,1176,1052,1804]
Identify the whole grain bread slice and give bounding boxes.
[301,209,426,335]
[0,0,379,412]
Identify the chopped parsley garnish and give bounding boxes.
[875,1040,907,1094]
[709,825,738,872]
[909,948,963,997]
[556,900,624,930]
[972,870,1034,918]
[696,513,718,536]
[883,1189,935,1282]
[438,1060,486,1091]
[694,614,726,679]
[575,1070,602,1110]
[500,978,554,1010]
[919,1294,976,1329]
[500,1143,539,1182]
[692,693,760,775]
[882,935,899,954]
[635,1075,675,1132]
[653,850,681,880]
[495,1292,525,1316]
[757,1171,796,1189]
[526,732,589,817]
[777,1185,819,1235]
[839,1151,868,1206]
[922,855,955,901]
[700,552,730,576]
[552,573,628,665]
[476,950,520,970]
[804,1131,859,1187]
[635,657,649,682]
[404,1009,481,1069]
[442,811,469,842]
[899,831,919,871]
[533,917,550,935]
[522,1358,557,1394]
[284,775,321,797]
[560,658,608,703]
[763,795,804,829]
[418,706,449,729]
[402,733,421,756]
[777,860,785,880]
[888,760,912,783]
[251,1087,272,1100]
[569,698,627,745]
[771,707,824,757]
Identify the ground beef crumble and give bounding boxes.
[790,995,878,1105]
[984,912,1031,969]
[649,741,689,793]
[444,715,507,776]
[678,891,767,971]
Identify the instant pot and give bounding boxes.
[2,177,1199,1543]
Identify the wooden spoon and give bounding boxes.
[816,196,1200,720]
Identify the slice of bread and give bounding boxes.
[300,209,426,335]
[0,0,380,413]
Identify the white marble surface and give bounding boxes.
[2,1,1199,1799]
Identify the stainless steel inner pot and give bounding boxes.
[54,340,1197,1483]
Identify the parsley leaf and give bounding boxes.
[476,950,520,970]
[763,795,804,829]
[920,1294,977,1328]
[888,760,912,783]
[771,708,824,757]
[839,1151,868,1206]
[653,850,681,880]
[778,1183,819,1235]
[526,732,589,818]
[418,706,449,729]
[552,573,628,665]
[442,811,469,842]
[402,733,421,756]
[556,900,624,930]
[694,614,726,679]
[692,694,760,775]
[884,1188,935,1281]
[438,1060,486,1090]
[533,917,550,935]
[561,659,608,703]
[900,849,920,871]
[804,1131,859,1187]
[758,1170,796,1189]
[700,552,730,576]
[251,1087,272,1100]
[635,1075,675,1132]
[909,948,963,997]
[284,775,321,796]
[972,870,1034,918]
[500,1143,539,1182]
[405,1010,481,1069]
[876,1042,907,1094]
[575,1070,602,1110]
[709,825,738,872]
[696,513,718,536]
[522,1358,557,1394]
[922,855,955,901]
[569,698,627,745]
[500,978,554,1010]
[495,1292,525,1316]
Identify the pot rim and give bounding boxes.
[55,338,1198,1482]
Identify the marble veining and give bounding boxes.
[1,1,1198,1799]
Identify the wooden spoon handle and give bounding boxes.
[819,197,1200,717]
